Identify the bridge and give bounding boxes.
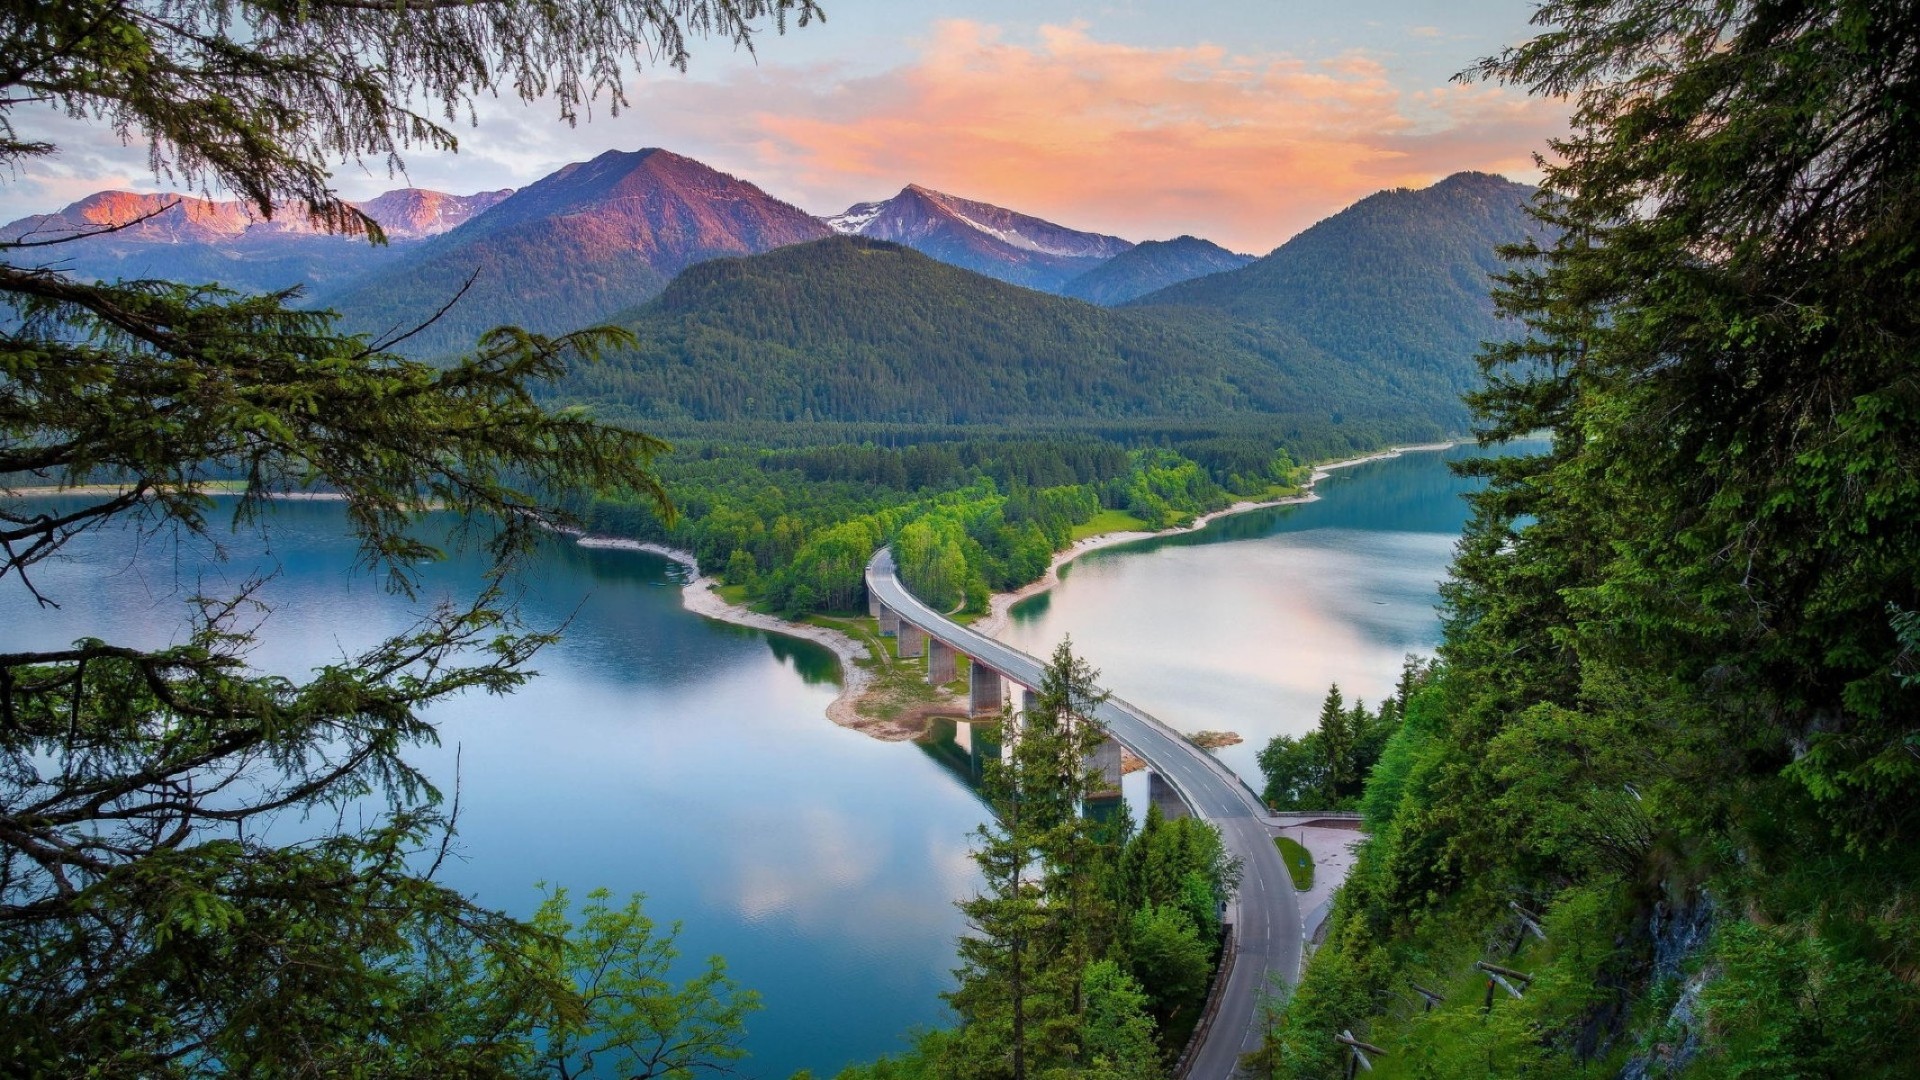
[865,549,1303,1079]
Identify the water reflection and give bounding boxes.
[1001,442,1543,784]
[917,716,1003,798]
[0,499,983,1079]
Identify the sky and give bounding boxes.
[1,1,1565,254]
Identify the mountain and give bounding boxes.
[827,185,1133,292]
[324,148,832,355]
[1134,172,1542,396]
[556,236,1461,450]
[350,189,516,240]
[1059,235,1253,305]
[0,188,511,294]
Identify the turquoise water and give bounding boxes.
[1000,442,1538,784]
[0,443,1523,1073]
[0,502,980,1078]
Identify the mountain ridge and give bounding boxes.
[0,187,514,296]
[1,187,512,246]
[827,184,1134,292]
[1133,171,1543,397]
[557,234,1464,451]
[1059,235,1254,305]
[322,148,834,355]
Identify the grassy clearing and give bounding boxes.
[803,612,887,660]
[1276,836,1315,891]
[808,613,972,722]
[1070,509,1150,541]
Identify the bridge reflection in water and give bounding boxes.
[867,548,1301,1079]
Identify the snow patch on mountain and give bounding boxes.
[827,201,887,234]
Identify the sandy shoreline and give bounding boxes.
[969,440,1455,639]
[17,440,1455,740]
[574,440,1454,739]
[571,537,879,734]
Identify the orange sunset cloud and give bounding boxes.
[624,20,1566,252]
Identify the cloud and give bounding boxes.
[2,20,1567,252]
[614,19,1567,251]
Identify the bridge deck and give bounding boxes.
[865,549,1301,1079]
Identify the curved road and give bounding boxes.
[867,549,1300,1079]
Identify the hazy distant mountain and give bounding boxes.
[827,185,1133,292]
[557,236,1459,450]
[1135,172,1542,395]
[1,187,510,245]
[1059,235,1253,305]
[326,148,833,355]
[0,188,511,294]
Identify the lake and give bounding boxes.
[0,441,1521,1075]
[999,442,1533,784]
[0,501,980,1078]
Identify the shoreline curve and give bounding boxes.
[574,440,1456,738]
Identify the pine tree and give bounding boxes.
[946,640,1112,1078]
[0,0,819,1071]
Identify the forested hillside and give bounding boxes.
[1137,172,1541,399]
[556,431,1304,617]
[559,236,1467,443]
[1060,235,1254,306]
[1254,5,1920,1078]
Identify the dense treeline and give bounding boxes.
[1255,3,1920,1077]
[1258,665,1421,812]
[556,433,1303,617]
[834,645,1240,1079]
[545,237,1467,445]
[1133,172,1540,403]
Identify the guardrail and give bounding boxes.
[1173,922,1237,1080]
[1103,690,1264,815]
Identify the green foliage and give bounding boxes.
[1695,918,1913,1078]
[561,433,1275,619]
[1258,681,1404,811]
[0,0,808,1071]
[526,888,759,1080]
[1124,904,1213,1020]
[945,643,1112,1079]
[914,644,1238,1079]
[1261,2,1920,1076]
[1078,961,1162,1080]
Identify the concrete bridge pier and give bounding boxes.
[927,638,957,685]
[970,661,1006,718]
[897,622,926,659]
[1149,770,1191,820]
[867,589,882,617]
[1088,736,1124,799]
[877,603,899,637]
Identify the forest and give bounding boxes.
[1240,2,1920,1077]
[6,0,1915,1076]
[833,645,1243,1080]
[555,431,1305,617]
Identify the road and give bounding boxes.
[866,549,1301,1079]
